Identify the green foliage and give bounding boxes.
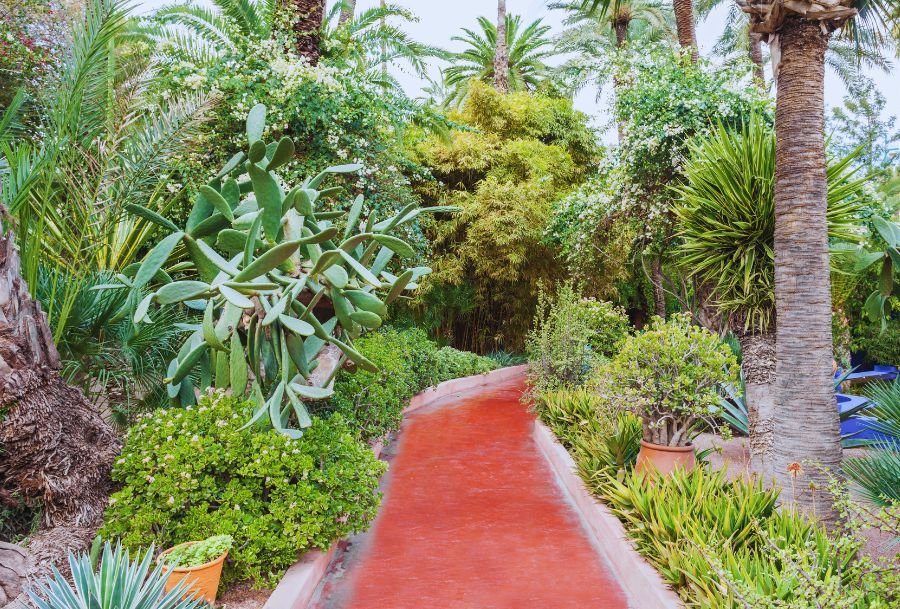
[27,541,206,609]
[839,215,900,329]
[0,0,66,106]
[851,319,900,365]
[164,535,233,568]
[527,284,630,392]
[843,380,900,507]
[411,81,600,351]
[121,104,448,436]
[829,77,900,172]
[673,116,869,333]
[599,313,737,446]
[443,15,553,106]
[101,394,385,587]
[322,327,496,442]
[533,388,642,477]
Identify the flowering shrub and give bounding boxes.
[598,313,737,446]
[101,394,385,586]
[0,0,66,105]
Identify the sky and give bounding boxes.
[135,0,900,142]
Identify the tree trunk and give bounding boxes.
[771,17,840,524]
[282,0,325,66]
[613,16,629,143]
[739,333,776,477]
[493,0,509,93]
[749,31,765,87]
[672,0,698,61]
[650,257,666,318]
[338,0,356,27]
[0,218,120,597]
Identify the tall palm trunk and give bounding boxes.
[771,17,840,524]
[739,333,776,474]
[338,0,356,26]
[494,0,509,93]
[283,0,325,65]
[672,0,698,60]
[650,257,666,318]
[749,31,765,86]
[0,216,120,595]
[613,15,630,143]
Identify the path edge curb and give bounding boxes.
[534,420,685,609]
[262,364,528,609]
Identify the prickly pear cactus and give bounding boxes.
[119,104,454,436]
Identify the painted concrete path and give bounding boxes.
[310,371,630,609]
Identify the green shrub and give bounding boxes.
[852,320,900,365]
[101,394,385,587]
[164,534,233,568]
[598,313,736,446]
[322,328,497,442]
[527,284,631,392]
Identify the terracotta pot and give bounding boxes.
[158,542,227,604]
[635,440,695,477]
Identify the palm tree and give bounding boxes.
[495,0,510,92]
[696,0,893,86]
[338,0,356,26]
[282,0,325,64]
[673,116,868,474]
[576,0,698,58]
[444,14,553,105]
[738,0,898,523]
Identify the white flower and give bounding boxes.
[167,496,175,505]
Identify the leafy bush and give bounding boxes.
[527,284,631,392]
[322,328,496,441]
[598,313,736,446]
[852,320,900,365]
[28,541,206,609]
[164,534,233,568]
[101,394,385,586]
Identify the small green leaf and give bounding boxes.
[322,265,348,288]
[344,290,387,316]
[339,250,381,286]
[216,152,246,178]
[248,140,267,163]
[373,234,416,258]
[249,163,284,241]
[292,188,318,215]
[220,284,254,308]
[155,280,210,305]
[279,314,315,336]
[267,136,295,171]
[217,229,250,253]
[350,310,382,329]
[199,185,234,222]
[203,301,228,351]
[289,383,333,400]
[385,269,414,304]
[168,341,208,385]
[234,240,301,282]
[343,194,364,239]
[133,293,154,324]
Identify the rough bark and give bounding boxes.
[739,333,776,477]
[0,543,27,606]
[771,17,841,524]
[672,0,698,61]
[493,0,509,93]
[283,0,325,66]
[613,15,630,143]
[749,31,765,86]
[338,0,355,27]
[650,257,666,318]
[0,219,120,599]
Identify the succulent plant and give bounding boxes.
[118,104,454,436]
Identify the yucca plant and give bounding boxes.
[27,541,205,609]
[118,104,454,436]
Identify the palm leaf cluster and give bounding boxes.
[843,380,900,506]
[673,116,868,333]
[443,15,553,106]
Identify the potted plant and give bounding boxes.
[158,534,233,603]
[600,313,737,476]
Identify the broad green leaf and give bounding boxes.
[322,264,348,288]
[199,185,234,222]
[246,103,266,144]
[285,333,309,378]
[217,229,250,252]
[279,314,315,336]
[249,163,283,240]
[285,385,313,428]
[195,239,240,276]
[262,293,290,325]
[222,178,240,207]
[215,151,246,178]
[166,359,180,398]
[310,250,342,275]
[215,350,230,388]
[292,187,317,215]
[133,293,154,324]
[189,212,229,239]
[345,290,387,316]
[331,337,378,372]
[339,250,381,286]
[385,269,414,304]
[168,342,208,384]
[186,190,214,233]
[307,164,362,189]
[373,234,415,258]
[125,203,179,232]
[220,284,254,308]
[133,231,184,289]
[267,136,295,171]
[248,140,267,163]
[289,383,333,400]
[350,310,382,329]
[873,216,900,248]
[343,194,364,239]
[203,301,227,351]
[155,280,210,305]
[233,240,301,281]
[245,213,263,267]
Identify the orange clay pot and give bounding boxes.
[635,440,695,477]
[158,542,227,604]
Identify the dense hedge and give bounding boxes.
[101,394,386,587]
[322,328,497,442]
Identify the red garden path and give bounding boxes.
[310,371,630,609]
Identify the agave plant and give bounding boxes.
[27,541,205,609]
[118,104,454,436]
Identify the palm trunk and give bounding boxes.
[672,0,698,61]
[749,31,765,86]
[739,333,776,476]
[0,217,120,592]
[651,257,666,318]
[613,16,629,143]
[494,0,509,93]
[282,0,325,65]
[338,0,356,27]
[772,17,840,524]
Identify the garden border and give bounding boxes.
[533,420,684,609]
[261,364,528,609]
